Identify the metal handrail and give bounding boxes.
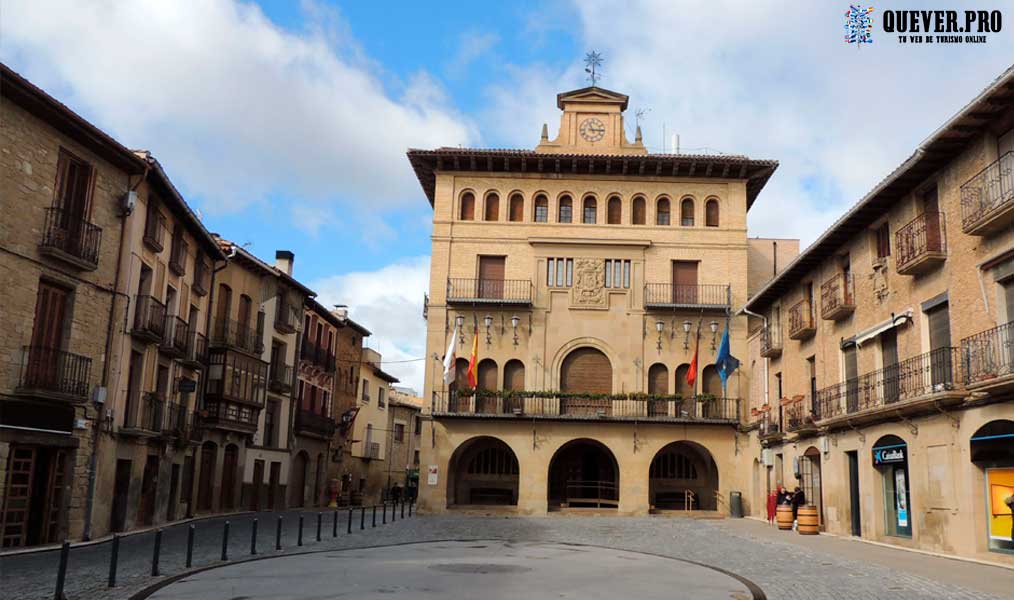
[433,392,739,422]
[40,207,102,266]
[960,150,1014,231]
[644,283,730,307]
[446,278,533,303]
[961,320,1014,385]
[896,211,947,271]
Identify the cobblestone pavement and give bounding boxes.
[2,511,1012,600]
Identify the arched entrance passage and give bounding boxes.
[548,439,619,509]
[447,436,519,506]
[560,347,612,415]
[290,451,308,508]
[649,441,718,511]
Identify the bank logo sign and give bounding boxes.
[873,447,906,465]
[845,5,875,45]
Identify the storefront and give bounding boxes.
[873,435,911,538]
[970,420,1014,553]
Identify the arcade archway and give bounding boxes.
[447,436,519,506]
[649,441,719,511]
[548,439,619,509]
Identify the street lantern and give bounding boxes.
[682,320,693,349]
[655,320,664,353]
[510,315,521,348]
[710,320,720,351]
[484,314,494,346]
[454,314,465,329]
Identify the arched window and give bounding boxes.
[705,199,719,227]
[632,196,646,225]
[459,192,475,220]
[582,196,597,224]
[702,364,721,395]
[477,358,498,391]
[675,363,692,396]
[681,198,695,226]
[503,359,525,391]
[558,195,573,223]
[607,196,621,224]
[534,194,548,222]
[509,193,524,222]
[484,193,499,221]
[648,363,669,394]
[656,198,670,226]
[560,347,612,394]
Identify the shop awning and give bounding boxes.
[971,419,1014,463]
[855,309,913,347]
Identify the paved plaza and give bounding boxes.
[2,512,1012,599]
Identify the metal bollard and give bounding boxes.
[347,508,353,534]
[251,518,258,555]
[409,501,413,517]
[360,506,365,530]
[276,516,283,550]
[372,505,377,528]
[151,529,162,576]
[54,541,70,600]
[316,513,322,541]
[298,515,304,546]
[333,510,338,537]
[392,501,396,522]
[382,503,387,524]
[186,525,195,568]
[401,501,405,519]
[221,521,230,561]
[108,534,120,588]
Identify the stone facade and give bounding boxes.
[345,348,400,505]
[387,391,422,500]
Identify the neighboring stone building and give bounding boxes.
[408,86,779,515]
[328,309,370,503]
[346,348,399,505]
[743,66,1014,564]
[387,389,423,500]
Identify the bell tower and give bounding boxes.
[535,86,647,155]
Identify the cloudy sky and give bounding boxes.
[4,1,1012,391]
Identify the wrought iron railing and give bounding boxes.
[760,324,782,356]
[300,340,335,371]
[758,417,781,437]
[960,151,1014,232]
[896,212,947,271]
[644,283,730,308]
[125,392,165,433]
[192,257,210,296]
[39,207,102,267]
[820,273,854,319]
[961,320,1014,386]
[163,402,188,436]
[274,298,300,333]
[210,318,262,355]
[133,295,167,341]
[785,398,817,432]
[161,315,189,355]
[446,278,533,304]
[295,409,336,438]
[432,392,739,422]
[788,299,815,338]
[184,330,209,365]
[563,480,618,504]
[169,236,188,276]
[815,347,962,420]
[143,206,165,252]
[18,346,91,398]
[268,361,293,393]
[364,442,381,459]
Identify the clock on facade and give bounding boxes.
[579,117,606,142]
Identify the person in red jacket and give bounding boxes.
[767,488,779,525]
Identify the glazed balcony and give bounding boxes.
[201,400,258,433]
[788,300,816,340]
[17,346,91,401]
[294,409,336,439]
[268,361,293,394]
[209,318,263,356]
[644,283,731,311]
[132,295,166,343]
[446,278,532,305]
[181,330,209,368]
[759,324,782,358]
[820,273,855,321]
[123,392,165,435]
[895,212,947,275]
[432,391,740,424]
[142,207,165,253]
[961,320,1014,393]
[38,207,102,271]
[192,257,210,297]
[168,236,188,276]
[814,347,963,427]
[274,297,299,334]
[960,151,1014,235]
[160,315,189,357]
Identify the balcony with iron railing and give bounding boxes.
[644,283,731,310]
[38,207,102,270]
[132,295,166,343]
[814,347,963,427]
[784,396,818,435]
[274,298,299,334]
[188,411,204,442]
[181,330,209,368]
[431,391,740,424]
[143,207,166,252]
[294,409,336,439]
[363,441,381,460]
[268,361,293,394]
[960,151,1014,235]
[123,392,165,435]
[961,320,1014,392]
[896,212,947,275]
[299,340,335,372]
[192,257,210,297]
[820,273,855,321]
[17,346,92,401]
[160,315,189,357]
[209,318,263,355]
[758,415,783,441]
[446,278,533,305]
[162,402,189,437]
[168,236,189,276]
[759,324,782,358]
[788,299,816,340]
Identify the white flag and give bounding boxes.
[442,327,458,385]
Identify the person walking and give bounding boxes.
[791,486,806,531]
[767,488,779,525]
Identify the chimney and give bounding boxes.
[332,306,349,321]
[275,250,294,276]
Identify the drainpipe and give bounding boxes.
[737,306,770,407]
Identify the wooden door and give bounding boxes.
[42,450,66,544]
[844,345,859,411]
[268,462,281,510]
[215,284,231,328]
[251,460,264,511]
[290,453,307,507]
[28,282,69,387]
[56,153,92,252]
[110,459,132,533]
[137,455,158,527]
[167,463,180,522]
[881,330,899,404]
[927,304,952,387]
[672,261,698,304]
[1,446,36,548]
[197,443,216,512]
[478,256,505,299]
[221,445,238,511]
[922,187,942,252]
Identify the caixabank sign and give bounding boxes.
[873,444,907,466]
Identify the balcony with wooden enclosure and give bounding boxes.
[209,318,263,356]
[204,348,268,420]
[446,278,533,305]
[122,392,165,436]
[273,295,300,334]
[160,315,189,358]
[431,391,740,424]
[38,207,103,271]
[814,346,964,429]
[16,346,92,402]
[788,299,816,340]
[181,330,209,369]
[132,295,167,344]
[759,324,782,358]
[895,212,947,275]
[960,150,1014,236]
[820,273,855,321]
[294,409,336,440]
[644,283,731,311]
[142,204,166,252]
[268,360,293,394]
[192,254,210,297]
[961,320,1014,394]
[168,233,189,276]
[201,400,259,434]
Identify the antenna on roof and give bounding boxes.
[584,51,603,86]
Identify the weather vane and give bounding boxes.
[584,51,603,86]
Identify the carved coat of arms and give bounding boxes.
[571,258,606,308]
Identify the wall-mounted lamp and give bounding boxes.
[484,314,494,346]
[709,320,719,352]
[510,315,520,348]
[682,320,693,349]
[454,314,465,343]
[655,320,665,353]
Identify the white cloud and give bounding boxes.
[1,0,477,212]
[446,31,500,78]
[310,256,431,392]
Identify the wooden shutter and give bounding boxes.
[647,363,669,394]
[460,193,475,220]
[477,360,497,391]
[880,330,899,404]
[632,197,645,224]
[706,200,719,227]
[478,256,505,299]
[927,304,951,349]
[484,194,499,221]
[238,295,252,330]
[922,187,943,253]
[607,197,621,224]
[560,348,611,394]
[672,261,698,304]
[31,281,69,350]
[504,360,525,391]
[509,194,523,222]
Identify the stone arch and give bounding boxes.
[656,196,671,225]
[705,197,720,227]
[649,440,719,510]
[447,436,520,507]
[548,438,620,509]
[582,194,597,224]
[702,364,722,396]
[648,362,669,394]
[560,346,612,394]
[551,338,618,391]
[477,358,498,391]
[508,192,525,222]
[800,446,823,523]
[632,195,646,224]
[533,192,549,222]
[675,363,692,396]
[557,192,574,223]
[680,197,695,226]
[503,359,525,391]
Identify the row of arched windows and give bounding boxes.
[648,362,723,396]
[458,191,720,227]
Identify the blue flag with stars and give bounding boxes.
[715,320,740,395]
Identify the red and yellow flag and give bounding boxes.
[466,333,478,388]
[686,320,700,390]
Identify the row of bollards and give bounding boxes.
[52,503,415,599]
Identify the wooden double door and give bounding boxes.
[1,445,67,548]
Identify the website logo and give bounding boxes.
[845,5,875,45]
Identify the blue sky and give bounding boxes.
[3,1,1013,390]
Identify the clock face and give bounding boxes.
[579,117,606,142]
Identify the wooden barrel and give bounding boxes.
[798,505,820,535]
[776,504,793,530]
